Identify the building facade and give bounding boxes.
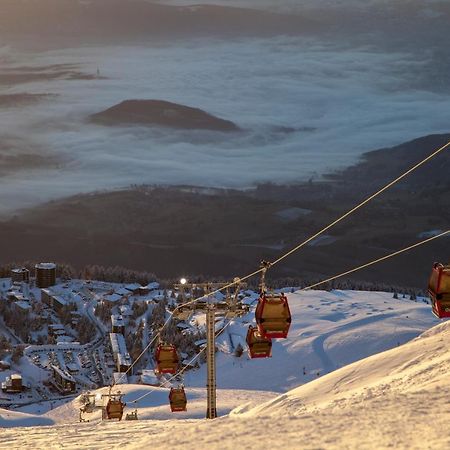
[11,268,30,283]
[35,263,56,288]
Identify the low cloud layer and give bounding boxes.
[0,35,450,214]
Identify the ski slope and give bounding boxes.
[1,318,449,449]
[186,290,438,392]
[0,289,443,449]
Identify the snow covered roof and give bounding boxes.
[110,332,128,356]
[71,293,83,303]
[146,282,160,290]
[11,267,29,274]
[12,293,29,302]
[51,365,75,382]
[14,301,31,310]
[241,296,258,306]
[35,263,56,270]
[113,372,128,384]
[115,287,131,296]
[125,283,142,291]
[52,295,67,306]
[139,370,159,385]
[111,314,125,326]
[119,305,133,316]
[117,353,132,367]
[104,294,122,303]
[214,291,226,301]
[66,363,79,373]
[56,336,74,343]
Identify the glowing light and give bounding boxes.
[180,278,187,285]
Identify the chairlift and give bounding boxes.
[125,409,138,420]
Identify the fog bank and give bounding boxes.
[0,36,449,214]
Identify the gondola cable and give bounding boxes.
[129,229,449,405]
[110,140,449,389]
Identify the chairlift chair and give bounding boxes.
[125,409,138,420]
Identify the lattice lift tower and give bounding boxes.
[205,303,217,418]
[174,279,247,419]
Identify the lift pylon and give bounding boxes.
[206,303,217,419]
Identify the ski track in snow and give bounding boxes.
[311,311,399,373]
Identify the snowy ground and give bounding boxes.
[186,290,438,392]
[2,319,450,449]
[0,289,442,449]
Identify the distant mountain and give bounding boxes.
[327,134,450,193]
[90,100,239,132]
[1,133,448,286]
[0,0,447,49]
[0,0,313,43]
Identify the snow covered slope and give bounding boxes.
[186,290,438,392]
[2,319,450,449]
[0,409,54,428]
[0,289,442,449]
[43,385,278,424]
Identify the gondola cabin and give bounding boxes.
[428,262,450,318]
[255,293,291,339]
[246,326,272,358]
[155,344,179,374]
[105,395,125,420]
[169,387,187,412]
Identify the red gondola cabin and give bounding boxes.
[105,396,125,420]
[169,387,187,412]
[246,326,272,358]
[155,344,179,374]
[428,262,450,318]
[255,293,291,339]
